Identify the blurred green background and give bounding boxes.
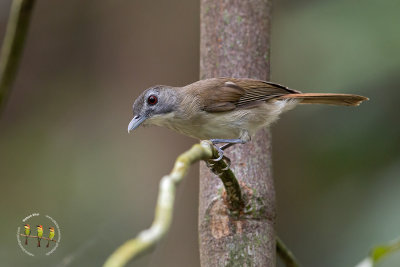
[1,0,399,266]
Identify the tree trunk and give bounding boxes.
[199,0,275,266]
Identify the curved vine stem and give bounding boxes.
[0,0,36,114]
[277,236,301,267]
[104,141,244,267]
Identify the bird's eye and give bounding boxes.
[147,95,158,105]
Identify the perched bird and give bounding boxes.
[24,224,30,245]
[46,227,55,248]
[36,225,43,247]
[128,78,368,159]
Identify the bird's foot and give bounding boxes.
[212,144,225,162]
[210,138,246,162]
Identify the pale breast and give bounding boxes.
[147,99,299,141]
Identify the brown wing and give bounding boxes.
[200,80,245,112]
[197,78,300,112]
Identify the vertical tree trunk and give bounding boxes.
[199,0,275,266]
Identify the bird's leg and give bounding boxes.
[210,139,247,162]
[220,143,235,151]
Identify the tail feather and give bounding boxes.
[278,93,368,106]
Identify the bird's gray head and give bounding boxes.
[128,85,179,132]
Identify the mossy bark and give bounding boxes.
[199,0,275,266]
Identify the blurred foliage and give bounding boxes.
[0,0,399,266]
[371,238,400,263]
[356,237,400,267]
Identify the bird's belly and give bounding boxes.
[161,111,266,140]
[163,116,242,140]
[188,120,241,140]
[159,100,299,140]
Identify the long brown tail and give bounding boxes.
[278,93,369,106]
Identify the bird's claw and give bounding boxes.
[210,144,232,169]
[212,145,225,162]
[206,141,233,174]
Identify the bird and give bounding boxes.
[128,78,368,160]
[24,224,30,245]
[47,227,55,248]
[36,225,43,247]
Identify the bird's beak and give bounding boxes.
[128,115,146,133]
